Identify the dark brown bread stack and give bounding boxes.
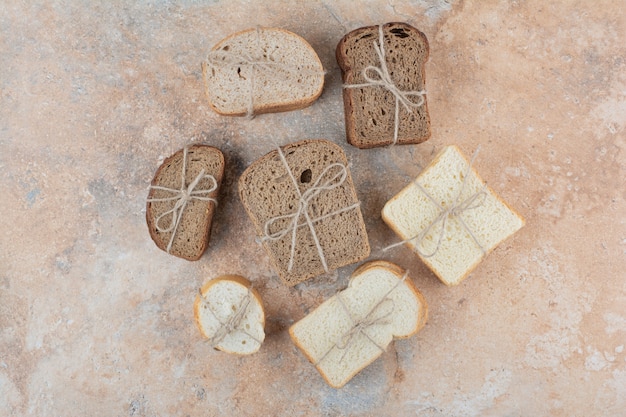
[238,140,370,286]
[336,22,431,148]
[146,145,224,260]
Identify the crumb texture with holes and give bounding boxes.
[336,22,431,148]
[146,145,224,260]
[194,275,265,355]
[203,27,324,116]
[290,260,427,388]
[382,146,525,285]
[238,139,370,286]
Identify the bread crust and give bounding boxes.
[336,22,431,148]
[381,145,526,285]
[193,275,265,354]
[203,27,324,117]
[238,139,370,286]
[146,144,224,261]
[289,260,428,388]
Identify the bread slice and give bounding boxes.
[336,22,430,148]
[202,27,325,117]
[238,139,370,286]
[146,145,224,261]
[290,260,427,388]
[194,275,265,354]
[382,145,525,286]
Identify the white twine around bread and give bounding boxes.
[384,147,488,258]
[147,146,218,254]
[344,25,427,145]
[315,272,408,366]
[259,146,361,274]
[198,285,262,348]
[205,26,324,119]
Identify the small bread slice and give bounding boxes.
[194,275,265,355]
[146,145,224,261]
[382,146,525,286]
[290,261,427,388]
[238,139,370,286]
[202,27,325,117]
[336,22,430,148]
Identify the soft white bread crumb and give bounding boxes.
[382,145,525,286]
[194,275,265,355]
[289,261,427,388]
[202,27,324,116]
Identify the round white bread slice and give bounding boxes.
[194,275,265,355]
[289,260,427,388]
[202,27,324,116]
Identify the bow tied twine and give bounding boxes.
[384,147,488,258]
[344,25,426,145]
[260,147,360,274]
[147,147,218,254]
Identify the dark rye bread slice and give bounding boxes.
[336,22,431,148]
[238,140,370,286]
[146,145,224,261]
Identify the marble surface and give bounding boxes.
[1,1,625,416]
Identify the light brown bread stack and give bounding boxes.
[382,145,525,286]
[238,139,370,286]
[290,261,428,388]
[337,22,430,148]
[146,145,224,261]
[194,275,265,355]
[203,27,325,117]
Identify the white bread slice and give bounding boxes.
[194,275,265,355]
[202,27,324,117]
[382,145,525,286]
[289,261,427,388]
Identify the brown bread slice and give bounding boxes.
[238,139,370,286]
[336,22,431,148]
[146,145,224,261]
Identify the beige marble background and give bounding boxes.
[1,1,625,416]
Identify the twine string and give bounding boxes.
[260,147,360,273]
[344,25,426,145]
[384,147,488,257]
[147,147,218,253]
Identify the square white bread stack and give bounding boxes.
[194,275,265,355]
[382,145,525,286]
[289,261,427,388]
